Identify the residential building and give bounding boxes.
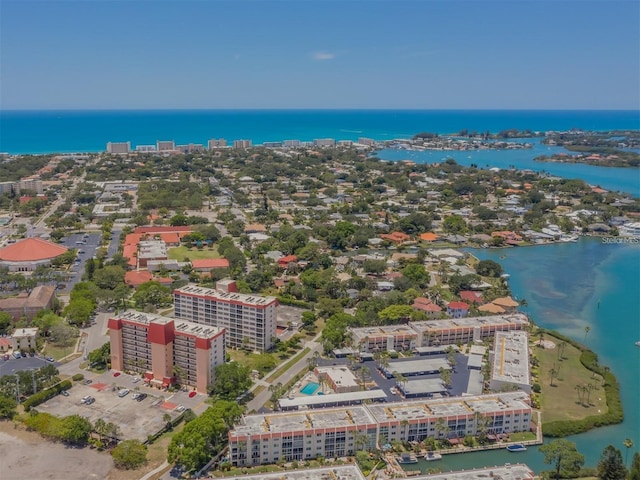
[315,366,360,393]
[313,138,336,147]
[350,325,418,353]
[232,464,535,480]
[409,314,530,346]
[447,301,470,318]
[208,138,227,149]
[174,280,278,352]
[106,142,131,154]
[17,177,43,194]
[156,140,176,152]
[11,327,39,351]
[108,310,225,393]
[490,331,531,393]
[228,392,532,466]
[0,285,56,321]
[233,139,252,149]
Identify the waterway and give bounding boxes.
[407,238,639,474]
[376,139,640,196]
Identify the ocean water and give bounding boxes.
[1,109,639,154]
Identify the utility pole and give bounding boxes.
[14,374,20,403]
[31,369,37,394]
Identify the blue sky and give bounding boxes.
[1,0,639,109]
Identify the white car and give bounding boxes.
[131,377,141,383]
[175,405,186,413]
[118,388,130,398]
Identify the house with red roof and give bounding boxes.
[278,255,298,269]
[491,231,523,245]
[380,231,411,244]
[191,258,230,272]
[447,301,470,318]
[124,270,173,288]
[0,238,68,272]
[459,290,483,304]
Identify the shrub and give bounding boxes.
[111,439,147,469]
[72,373,85,382]
[23,380,73,411]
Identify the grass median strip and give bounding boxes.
[265,347,310,383]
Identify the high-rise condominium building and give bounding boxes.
[108,310,226,393]
[174,280,278,352]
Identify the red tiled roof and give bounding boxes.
[413,297,432,305]
[278,255,298,265]
[135,226,192,234]
[124,233,143,245]
[448,301,469,310]
[160,233,181,244]
[422,303,442,312]
[125,270,153,286]
[192,258,230,270]
[0,238,68,262]
[460,291,483,303]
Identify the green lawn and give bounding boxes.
[535,338,607,424]
[229,350,278,376]
[42,342,76,360]
[167,245,221,261]
[265,347,310,383]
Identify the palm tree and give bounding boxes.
[548,366,558,386]
[585,383,595,405]
[624,438,634,467]
[574,384,584,405]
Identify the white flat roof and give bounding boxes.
[492,331,530,385]
[278,390,387,409]
[383,358,450,376]
[231,465,366,480]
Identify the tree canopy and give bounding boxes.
[540,439,585,479]
[211,362,252,400]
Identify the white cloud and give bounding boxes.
[313,51,335,61]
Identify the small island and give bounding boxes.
[536,130,640,167]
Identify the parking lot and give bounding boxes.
[0,354,57,378]
[36,370,209,441]
[60,232,102,292]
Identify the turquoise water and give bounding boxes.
[301,382,320,395]
[377,139,640,196]
[449,238,639,472]
[1,109,638,154]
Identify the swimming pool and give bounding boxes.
[300,382,320,395]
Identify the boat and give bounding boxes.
[397,453,419,464]
[506,444,527,452]
[635,341,640,347]
[424,452,443,461]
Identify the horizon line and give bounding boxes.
[2,107,640,113]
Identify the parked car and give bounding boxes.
[85,397,95,405]
[175,404,186,413]
[135,393,147,402]
[61,390,69,397]
[81,395,94,404]
[13,352,22,359]
[131,377,141,383]
[3,354,10,361]
[188,391,197,398]
[45,356,55,362]
[83,379,93,385]
[113,371,121,377]
[118,388,130,398]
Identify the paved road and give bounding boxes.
[245,338,323,412]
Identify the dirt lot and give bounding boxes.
[0,421,113,480]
